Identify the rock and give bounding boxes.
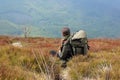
[12,42,23,48]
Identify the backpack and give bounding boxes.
[59,30,89,61]
[70,30,89,55]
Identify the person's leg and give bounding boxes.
[61,60,67,68]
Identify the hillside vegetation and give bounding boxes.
[0,0,120,38]
[0,36,120,80]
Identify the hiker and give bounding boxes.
[57,27,89,67]
[58,27,74,67]
[59,27,74,58]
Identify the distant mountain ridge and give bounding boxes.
[0,0,120,38]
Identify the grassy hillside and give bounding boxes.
[0,36,120,80]
[0,0,120,38]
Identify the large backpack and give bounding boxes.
[59,30,89,61]
[70,30,88,55]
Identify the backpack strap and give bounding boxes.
[63,34,76,45]
[61,35,74,58]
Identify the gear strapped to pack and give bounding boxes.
[70,30,89,55]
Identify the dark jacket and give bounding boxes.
[59,36,73,61]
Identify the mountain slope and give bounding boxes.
[0,0,120,38]
[0,20,22,35]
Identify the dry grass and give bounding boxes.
[0,36,120,80]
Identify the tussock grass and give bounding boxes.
[0,45,61,80]
[66,47,120,80]
[0,37,120,80]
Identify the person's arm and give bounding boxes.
[57,39,64,58]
